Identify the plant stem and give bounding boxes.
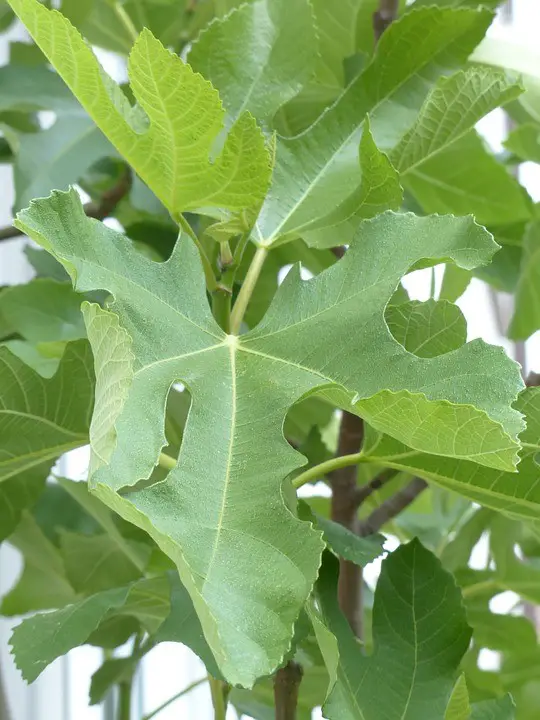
[373,0,399,42]
[159,452,176,470]
[330,412,365,637]
[208,675,228,720]
[229,245,267,334]
[177,214,218,291]
[118,680,132,720]
[274,661,303,720]
[293,451,364,489]
[113,2,139,44]
[212,287,232,332]
[357,477,428,537]
[142,677,207,720]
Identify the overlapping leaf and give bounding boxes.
[0,340,94,483]
[362,388,540,519]
[313,543,472,719]
[7,0,271,231]
[508,220,540,340]
[15,189,525,685]
[189,0,317,127]
[255,5,493,244]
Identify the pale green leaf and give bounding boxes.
[10,585,131,682]
[189,0,317,127]
[316,543,471,720]
[386,299,467,358]
[16,192,524,685]
[301,121,403,249]
[7,0,271,229]
[402,131,532,225]
[505,123,540,164]
[446,676,471,720]
[0,340,94,483]
[13,116,113,210]
[440,264,473,302]
[509,220,540,340]
[0,279,86,343]
[392,68,522,178]
[1,512,76,616]
[255,5,493,245]
[89,657,136,705]
[362,388,540,520]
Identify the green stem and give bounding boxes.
[229,246,268,334]
[113,2,139,44]
[461,579,499,599]
[429,266,436,299]
[118,680,132,720]
[177,214,218,291]
[142,678,207,720]
[159,452,176,470]
[212,288,232,333]
[293,452,364,489]
[208,676,228,720]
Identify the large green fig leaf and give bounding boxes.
[16,191,524,685]
[362,388,540,520]
[313,543,472,720]
[254,5,493,245]
[6,0,271,232]
[0,340,94,483]
[189,0,317,127]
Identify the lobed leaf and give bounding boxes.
[6,0,271,229]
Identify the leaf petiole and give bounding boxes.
[176,215,218,292]
[292,451,365,489]
[142,677,207,720]
[229,245,268,334]
[112,1,139,44]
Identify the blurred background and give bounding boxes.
[2,0,540,718]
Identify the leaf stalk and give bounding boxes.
[229,245,268,334]
[142,677,207,720]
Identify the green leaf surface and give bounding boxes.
[445,676,515,720]
[391,67,522,178]
[89,657,136,705]
[7,0,271,228]
[362,388,540,520]
[505,122,540,164]
[0,279,86,343]
[401,131,532,225]
[10,584,131,682]
[386,299,467,358]
[16,192,524,685]
[1,512,76,616]
[440,264,473,302]
[255,5,493,244]
[0,473,46,542]
[0,340,93,483]
[509,220,540,340]
[446,676,471,720]
[315,543,471,719]
[189,0,317,127]
[155,573,221,679]
[301,121,403,249]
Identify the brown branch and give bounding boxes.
[373,0,399,42]
[358,477,428,537]
[274,662,303,720]
[330,412,364,637]
[0,169,132,243]
[354,470,394,507]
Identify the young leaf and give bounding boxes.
[445,675,515,720]
[16,192,524,685]
[0,340,94,483]
[315,543,472,719]
[7,0,271,230]
[391,68,523,179]
[509,220,540,340]
[255,5,493,244]
[0,473,46,542]
[189,0,317,127]
[362,388,540,520]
